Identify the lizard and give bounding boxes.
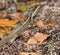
[0,6,40,47]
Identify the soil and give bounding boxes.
[0,0,60,55]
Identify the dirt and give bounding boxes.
[0,0,60,55]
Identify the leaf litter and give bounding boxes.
[0,0,60,55]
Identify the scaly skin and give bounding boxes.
[0,6,40,47]
[0,11,31,46]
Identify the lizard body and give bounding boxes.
[0,6,40,47]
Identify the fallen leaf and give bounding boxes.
[34,32,49,45]
[0,19,17,27]
[27,1,40,6]
[17,3,27,12]
[20,52,37,55]
[0,33,6,39]
[0,12,7,19]
[0,28,10,34]
[0,19,17,39]
[35,21,45,27]
[27,32,49,45]
[46,23,56,28]
[9,13,26,22]
[3,28,11,34]
[27,37,37,45]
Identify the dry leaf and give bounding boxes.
[27,32,49,45]
[20,52,37,55]
[46,23,56,28]
[27,1,40,6]
[3,28,11,34]
[0,29,10,34]
[0,12,7,19]
[0,19,17,27]
[9,13,26,22]
[0,33,6,39]
[35,21,45,27]
[27,37,37,45]
[34,32,49,45]
[0,27,11,39]
[17,3,27,12]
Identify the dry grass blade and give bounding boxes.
[20,52,37,55]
